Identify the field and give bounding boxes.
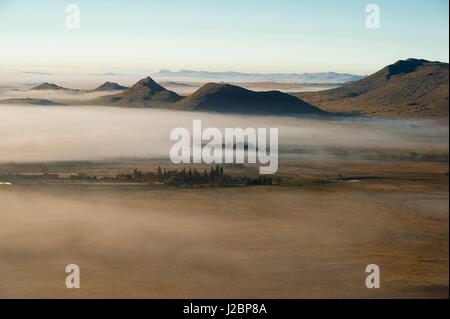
[0,156,448,298]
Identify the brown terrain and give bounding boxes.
[0,156,448,298]
[294,59,449,118]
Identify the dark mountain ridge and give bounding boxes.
[31,82,75,91]
[17,59,448,118]
[294,58,449,117]
[175,82,326,115]
[92,82,129,91]
[98,77,183,107]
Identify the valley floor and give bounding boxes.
[0,158,448,298]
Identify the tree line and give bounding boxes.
[116,165,275,186]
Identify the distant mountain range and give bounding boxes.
[152,69,365,84]
[4,59,448,118]
[294,58,449,117]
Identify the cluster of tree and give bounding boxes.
[113,165,282,187]
[1,169,280,187]
[115,165,278,187]
[159,165,234,186]
[241,176,273,186]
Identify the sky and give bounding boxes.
[0,0,448,75]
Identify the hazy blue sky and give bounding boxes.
[0,0,448,74]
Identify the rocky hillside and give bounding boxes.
[98,77,183,107]
[175,83,326,115]
[294,59,449,118]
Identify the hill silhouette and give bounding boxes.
[98,77,183,107]
[93,82,128,91]
[294,58,449,117]
[31,82,128,93]
[175,83,326,115]
[31,83,77,91]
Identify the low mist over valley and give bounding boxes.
[0,105,447,163]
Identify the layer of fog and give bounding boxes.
[0,105,447,163]
[0,189,251,297]
[0,89,119,101]
[1,183,447,297]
